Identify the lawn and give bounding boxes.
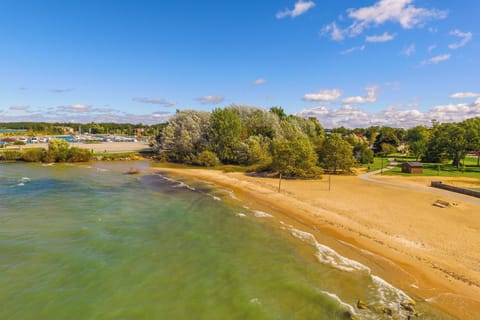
[379,155,480,178]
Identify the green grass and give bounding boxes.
[381,155,480,178]
[361,157,390,172]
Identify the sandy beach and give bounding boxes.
[155,167,480,319]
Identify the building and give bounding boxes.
[402,162,423,174]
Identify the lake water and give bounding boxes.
[0,162,453,319]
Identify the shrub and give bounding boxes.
[22,148,45,162]
[0,150,22,161]
[193,150,220,167]
[67,147,93,162]
[13,140,26,145]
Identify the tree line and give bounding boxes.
[0,122,166,136]
[154,106,480,177]
[154,106,371,177]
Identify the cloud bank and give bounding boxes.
[297,98,480,129]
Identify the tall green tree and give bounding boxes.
[406,125,430,160]
[462,117,480,166]
[155,110,211,162]
[424,123,467,168]
[317,134,356,173]
[271,121,321,178]
[209,107,243,164]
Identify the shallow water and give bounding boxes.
[0,162,453,319]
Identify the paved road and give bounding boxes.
[358,158,480,205]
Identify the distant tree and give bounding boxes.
[380,143,397,156]
[317,134,356,173]
[406,125,430,160]
[424,123,467,168]
[462,117,480,166]
[354,144,374,164]
[373,127,400,154]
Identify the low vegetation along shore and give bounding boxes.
[155,166,480,320]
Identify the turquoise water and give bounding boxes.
[0,162,452,319]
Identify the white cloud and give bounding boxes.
[253,78,267,85]
[340,45,365,55]
[322,0,447,41]
[57,104,92,113]
[348,0,447,29]
[366,32,396,43]
[342,86,378,104]
[132,97,177,107]
[303,89,342,102]
[402,44,415,56]
[196,95,225,104]
[427,44,437,53]
[321,22,345,41]
[276,0,315,19]
[297,99,480,129]
[449,92,480,99]
[422,54,450,65]
[448,29,473,49]
[9,105,30,111]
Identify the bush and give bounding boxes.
[22,148,45,162]
[193,150,220,167]
[0,150,22,161]
[67,147,93,162]
[13,140,26,145]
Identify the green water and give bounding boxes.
[0,162,452,319]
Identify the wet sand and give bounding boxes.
[154,167,480,319]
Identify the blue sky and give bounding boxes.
[0,0,479,128]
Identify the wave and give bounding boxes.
[253,210,273,218]
[320,291,356,316]
[290,228,371,273]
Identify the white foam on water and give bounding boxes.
[96,168,109,172]
[173,181,196,191]
[370,274,412,316]
[290,228,371,273]
[17,183,25,186]
[225,189,239,200]
[157,174,197,191]
[249,298,261,305]
[320,291,356,316]
[20,177,30,182]
[253,210,273,218]
[236,213,247,217]
[242,205,250,210]
[208,194,221,201]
